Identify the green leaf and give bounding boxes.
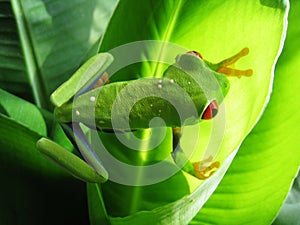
[0,0,32,101]
[191,1,300,224]
[86,0,289,224]
[273,176,300,225]
[0,95,90,224]
[95,129,191,217]
[0,112,88,224]
[0,1,118,223]
[108,152,233,225]
[0,113,61,176]
[19,0,117,94]
[10,0,49,108]
[87,183,110,225]
[0,88,46,135]
[1,0,117,107]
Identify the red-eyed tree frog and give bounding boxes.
[37,48,252,182]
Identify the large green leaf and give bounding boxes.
[87,183,110,225]
[0,87,91,224]
[0,0,117,224]
[0,87,66,176]
[191,1,300,224]
[1,0,117,107]
[272,1,300,224]
[83,0,289,224]
[1,0,295,224]
[0,116,88,225]
[18,0,117,94]
[0,0,32,101]
[0,88,46,135]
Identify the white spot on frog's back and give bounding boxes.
[170,79,174,84]
[75,110,80,116]
[90,96,96,102]
[157,79,164,89]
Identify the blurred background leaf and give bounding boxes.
[0,0,117,224]
[273,174,300,225]
[0,0,31,101]
[1,0,117,108]
[0,88,46,134]
[0,96,89,225]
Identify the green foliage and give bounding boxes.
[0,0,299,224]
[0,0,117,224]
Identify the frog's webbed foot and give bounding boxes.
[193,156,220,179]
[216,48,253,78]
[92,72,110,88]
[172,128,221,179]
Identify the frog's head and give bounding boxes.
[170,51,230,120]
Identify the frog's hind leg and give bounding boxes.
[171,127,195,175]
[72,123,108,178]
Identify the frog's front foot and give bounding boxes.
[216,48,253,78]
[193,156,220,179]
[92,72,110,88]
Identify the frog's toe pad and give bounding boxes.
[193,160,220,179]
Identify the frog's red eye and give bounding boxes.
[201,100,218,120]
[187,51,203,59]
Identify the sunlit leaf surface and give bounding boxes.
[1,0,297,224]
[84,1,291,224]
